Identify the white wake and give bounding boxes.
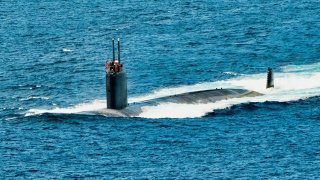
[26,62,320,118]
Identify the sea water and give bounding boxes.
[1,0,319,178]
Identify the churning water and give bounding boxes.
[1,0,319,178]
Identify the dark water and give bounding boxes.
[1,0,320,178]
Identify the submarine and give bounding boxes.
[97,38,274,117]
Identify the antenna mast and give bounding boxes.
[118,38,120,64]
[112,38,115,62]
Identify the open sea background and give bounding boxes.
[1,0,319,179]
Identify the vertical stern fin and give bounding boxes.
[266,67,274,88]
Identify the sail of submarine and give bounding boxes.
[99,38,274,117]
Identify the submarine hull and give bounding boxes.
[97,88,263,117]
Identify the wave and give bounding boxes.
[223,71,238,76]
[26,100,105,116]
[26,62,320,118]
[20,96,49,101]
[62,48,73,52]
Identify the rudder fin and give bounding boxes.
[266,67,274,88]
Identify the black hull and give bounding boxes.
[96,88,263,117]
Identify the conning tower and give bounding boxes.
[105,37,127,109]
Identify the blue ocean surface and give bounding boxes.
[1,0,320,178]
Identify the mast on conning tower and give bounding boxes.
[112,38,115,62]
[118,38,120,64]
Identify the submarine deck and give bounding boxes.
[96,88,263,117]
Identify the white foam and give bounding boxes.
[26,100,105,116]
[282,62,320,73]
[138,61,320,118]
[20,96,49,101]
[26,62,320,118]
[62,48,73,52]
[223,71,238,75]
